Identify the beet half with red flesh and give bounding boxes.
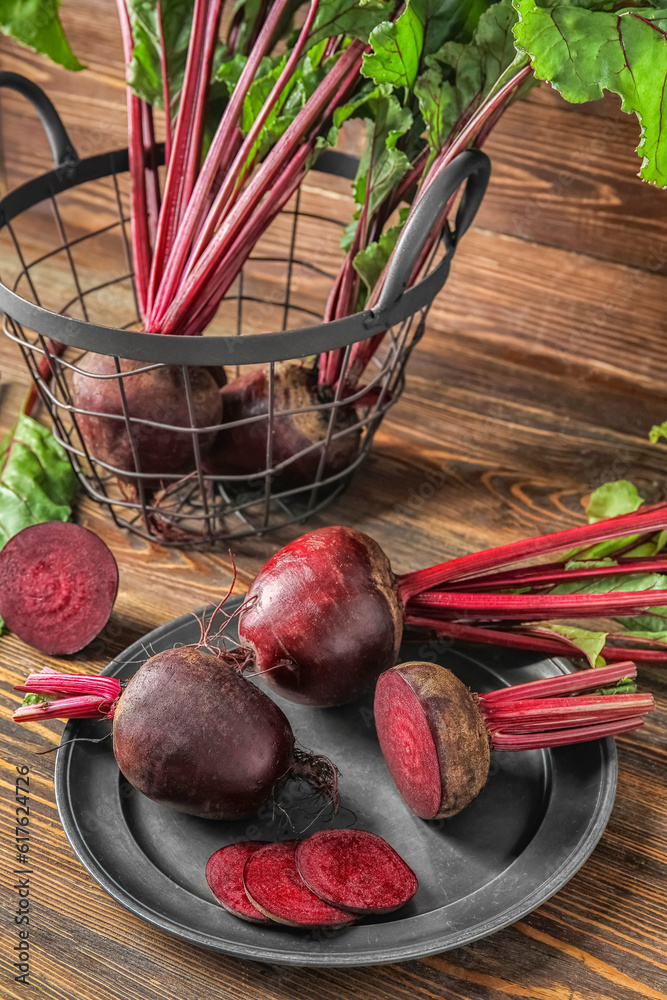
[239,525,403,706]
[374,660,655,820]
[0,522,118,655]
[206,842,270,923]
[296,830,418,914]
[70,353,222,485]
[243,840,355,927]
[14,647,339,820]
[206,363,360,488]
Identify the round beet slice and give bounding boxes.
[0,522,119,655]
[296,830,418,914]
[243,841,355,928]
[206,842,270,924]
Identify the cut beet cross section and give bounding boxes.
[296,830,418,914]
[242,840,355,928]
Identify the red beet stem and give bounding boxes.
[403,616,667,663]
[490,716,647,751]
[405,587,667,621]
[148,0,293,325]
[14,672,122,701]
[397,504,667,600]
[477,665,654,750]
[13,672,121,723]
[116,0,153,319]
[13,694,117,722]
[157,0,172,162]
[439,556,667,593]
[145,0,221,313]
[159,41,365,335]
[481,662,637,704]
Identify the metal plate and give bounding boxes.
[54,601,616,967]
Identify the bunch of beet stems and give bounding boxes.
[394,502,667,664]
[317,58,533,395]
[476,661,653,750]
[116,0,371,337]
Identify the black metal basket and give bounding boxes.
[0,72,490,547]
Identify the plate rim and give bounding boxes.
[54,604,618,967]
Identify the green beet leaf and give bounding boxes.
[0,0,83,71]
[536,623,608,667]
[513,1,667,185]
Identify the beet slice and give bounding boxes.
[296,830,418,914]
[206,842,270,923]
[0,522,119,655]
[243,841,355,928]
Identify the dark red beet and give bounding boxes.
[238,526,403,706]
[0,522,118,655]
[70,353,222,484]
[296,830,418,914]
[206,842,270,923]
[207,362,360,487]
[375,660,654,820]
[242,841,355,927]
[13,647,339,820]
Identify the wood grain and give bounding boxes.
[1,5,667,1000]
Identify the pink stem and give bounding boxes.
[406,588,667,622]
[490,716,647,751]
[403,615,667,663]
[397,504,667,600]
[15,673,122,699]
[159,41,365,336]
[482,662,638,704]
[116,0,152,319]
[180,146,311,336]
[148,0,294,328]
[440,556,667,593]
[183,0,322,278]
[475,664,654,749]
[141,101,161,245]
[13,695,117,723]
[157,0,172,162]
[146,0,221,315]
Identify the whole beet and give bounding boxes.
[70,353,222,484]
[113,647,299,819]
[239,526,403,706]
[207,362,360,487]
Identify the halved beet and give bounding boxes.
[296,830,418,914]
[374,662,490,820]
[242,841,355,928]
[0,522,118,655]
[206,842,270,924]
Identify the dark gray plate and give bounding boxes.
[54,601,616,967]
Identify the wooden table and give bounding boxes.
[1,5,666,999]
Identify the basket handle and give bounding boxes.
[372,149,491,315]
[0,72,79,173]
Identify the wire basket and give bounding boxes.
[0,73,490,547]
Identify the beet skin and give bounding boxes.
[208,362,360,487]
[112,647,296,819]
[70,353,222,484]
[238,525,403,706]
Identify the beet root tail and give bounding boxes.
[288,747,340,816]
